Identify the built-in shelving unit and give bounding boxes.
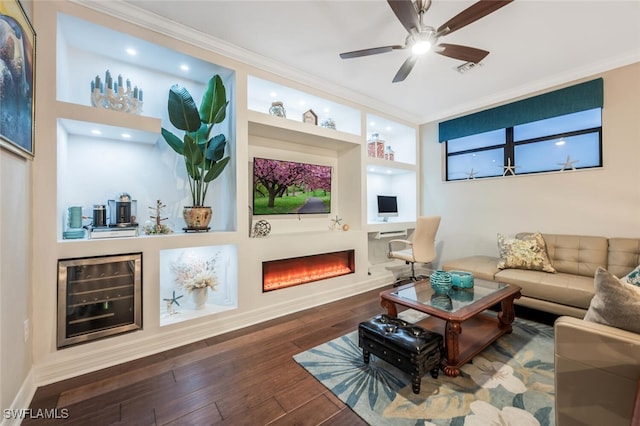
[365,113,418,228]
[51,8,240,332]
[31,0,420,382]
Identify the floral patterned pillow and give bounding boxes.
[621,264,640,287]
[497,232,557,273]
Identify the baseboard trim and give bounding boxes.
[1,368,36,426]
[32,276,390,388]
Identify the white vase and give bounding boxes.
[191,287,208,310]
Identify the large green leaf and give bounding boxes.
[200,75,228,125]
[205,134,227,162]
[161,128,184,155]
[203,156,230,183]
[167,85,201,132]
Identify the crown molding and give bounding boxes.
[421,54,640,124]
[70,0,423,125]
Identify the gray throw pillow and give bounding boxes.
[584,267,640,334]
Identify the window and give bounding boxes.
[445,108,602,181]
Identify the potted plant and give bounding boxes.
[161,74,231,231]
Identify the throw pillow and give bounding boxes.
[584,267,640,334]
[497,232,556,273]
[621,264,640,287]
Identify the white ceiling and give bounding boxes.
[118,0,639,124]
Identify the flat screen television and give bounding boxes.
[253,157,332,215]
[377,195,398,221]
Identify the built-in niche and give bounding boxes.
[159,245,238,326]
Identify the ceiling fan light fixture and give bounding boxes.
[412,40,432,55]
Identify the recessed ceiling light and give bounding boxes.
[121,133,131,139]
[386,170,392,174]
[369,121,376,126]
[91,129,102,135]
[299,100,306,106]
[180,64,189,72]
[269,91,277,98]
[323,107,330,114]
[126,48,137,56]
[385,126,392,132]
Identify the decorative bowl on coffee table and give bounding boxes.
[450,270,474,288]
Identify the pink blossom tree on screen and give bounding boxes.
[253,158,331,208]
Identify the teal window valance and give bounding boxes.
[438,78,603,142]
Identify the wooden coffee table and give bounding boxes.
[379,277,521,377]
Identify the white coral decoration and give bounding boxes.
[462,355,527,393]
[465,401,540,426]
[171,252,219,292]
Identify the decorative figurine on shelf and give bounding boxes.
[330,215,343,231]
[302,109,318,124]
[320,117,336,130]
[269,101,286,118]
[162,290,183,315]
[143,200,173,235]
[91,70,143,114]
[251,219,272,238]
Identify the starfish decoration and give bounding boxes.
[502,158,518,176]
[331,215,343,228]
[557,155,579,171]
[162,290,183,307]
[465,168,477,180]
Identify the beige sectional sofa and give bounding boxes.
[554,316,640,426]
[443,233,640,425]
[441,233,640,317]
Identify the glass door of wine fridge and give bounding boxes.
[57,253,142,348]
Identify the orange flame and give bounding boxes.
[263,251,355,291]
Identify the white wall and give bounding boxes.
[0,151,32,414]
[421,63,640,266]
[0,0,34,415]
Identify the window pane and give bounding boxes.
[447,129,505,153]
[513,108,601,141]
[447,148,504,180]
[515,132,601,173]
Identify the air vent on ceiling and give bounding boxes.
[456,62,482,74]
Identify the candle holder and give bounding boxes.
[90,70,143,114]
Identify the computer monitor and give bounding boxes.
[377,195,398,222]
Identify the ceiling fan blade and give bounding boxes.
[340,45,404,59]
[437,0,513,35]
[436,43,489,63]
[387,0,421,33]
[392,55,418,83]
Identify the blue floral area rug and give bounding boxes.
[293,313,555,426]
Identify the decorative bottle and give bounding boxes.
[269,101,286,118]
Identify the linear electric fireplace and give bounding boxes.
[263,249,355,292]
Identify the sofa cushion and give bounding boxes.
[495,269,594,310]
[497,232,556,273]
[584,267,640,334]
[621,264,640,286]
[608,238,640,278]
[441,255,500,281]
[538,234,608,278]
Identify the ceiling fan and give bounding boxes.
[339,0,513,83]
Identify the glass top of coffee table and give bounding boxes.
[392,278,508,313]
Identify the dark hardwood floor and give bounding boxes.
[26,286,556,426]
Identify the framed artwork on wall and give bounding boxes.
[0,0,36,159]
